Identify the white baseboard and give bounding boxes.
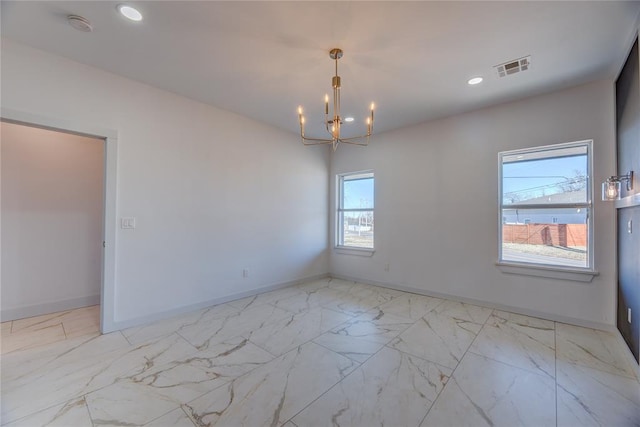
[106,273,331,332]
[330,273,616,332]
[1,294,101,322]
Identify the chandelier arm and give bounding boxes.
[339,139,370,146]
[338,133,372,143]
[303,141,333,146]
[301,135,333,144]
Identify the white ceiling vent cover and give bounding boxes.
[67,15,93,32]
[495,56,531,78]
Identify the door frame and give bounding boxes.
[1,108,118,333]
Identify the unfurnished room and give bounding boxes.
[1,1,639,426]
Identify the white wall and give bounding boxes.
[1,122,104,319]
[1,40,330,328]
[331,80,618,328]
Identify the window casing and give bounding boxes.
[498,141,593,271]
[337,171,374,249]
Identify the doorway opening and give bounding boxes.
[0,112,118,337]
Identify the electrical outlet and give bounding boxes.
[384,263,390,272]
[628,308,632,323]
[628,220,633,234]
[242,269,249,278]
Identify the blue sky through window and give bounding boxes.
[503,154,587,203]
[343,177,374,209]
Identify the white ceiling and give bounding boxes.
[2,1,639,138]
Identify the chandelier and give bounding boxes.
[297,48,375,151]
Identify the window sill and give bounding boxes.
[496,261,599,282]
[334,246,375,257]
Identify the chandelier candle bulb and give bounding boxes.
[325,94,329,115]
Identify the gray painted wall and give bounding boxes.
[330,80,618,328]
[1,40,330,326]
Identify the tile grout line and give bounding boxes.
[282,295,417,425]
[417,307,497,426]
[459,314,557,381]
[287,298,448,426]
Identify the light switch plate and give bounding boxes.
[121,217,136,229]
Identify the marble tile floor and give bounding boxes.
[1,278,638,426]
[1,305,100,355]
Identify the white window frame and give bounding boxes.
[497,140,597,280]
[336,171,374,252]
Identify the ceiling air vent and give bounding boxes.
[495,56,531,78]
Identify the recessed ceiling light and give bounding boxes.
[117,4,143,22]
[344,117,355,122]
[468,77,483,85]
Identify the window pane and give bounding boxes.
[343,177,374,209]
[501,208,588,268]
[502,147,588,206]
[341,210,374,248]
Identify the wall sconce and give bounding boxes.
[602,171,634,201]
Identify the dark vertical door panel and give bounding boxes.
[618,207,640,362]
[617,39,639,192]
[616,37,640,363]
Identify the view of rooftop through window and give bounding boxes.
[500,143,591,269]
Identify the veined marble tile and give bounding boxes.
[227,286,304,310]
[556,360,640,427]
[2,320,13,335]
[273,286,346,314]
[292,346,451,427]
[85,336,274,426]
[144,408,196,427]
[389,311,482,369]
[325,278,360,292]
[10,310,69,333]
[377,294,445,321]
[6,305,99,343]
[1,323,66,354]
[321,286,395,317]
[469,310,556,379]
[293,277,331,293]
[182,341,357,427]
[333,281,401,300]
[4,397,92,427]
[246,307,352,357]
[313,308,414,362]
[556,322,637,379]
[122,304,238,346]
[432,300,493,325]
[421,352,556,427]
[2,333,196,424]
[178,303,291,351]
[60,305,101,339]
[86,380,181,426]
[2,332,129,385]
